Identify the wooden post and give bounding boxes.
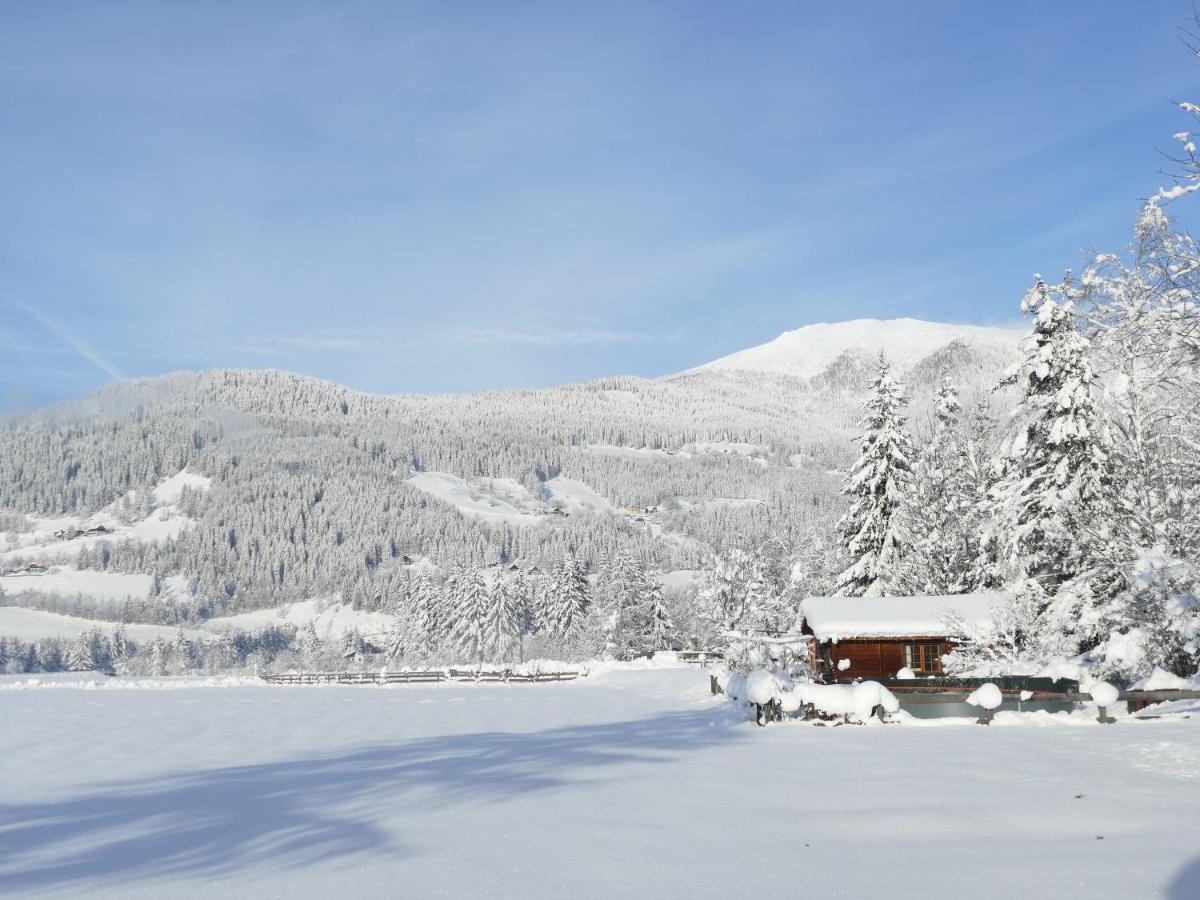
[977,708,994,726]
[1096,706,1116,724]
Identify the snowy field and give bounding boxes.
[2,669,1198,899]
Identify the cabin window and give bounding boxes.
[904,643,944,674]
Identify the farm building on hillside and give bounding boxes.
[795,593,1005,682]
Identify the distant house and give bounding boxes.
[507,563,521,572]
[795,593,1003,682]
[83,526,109,537]
[25,563,50,575]
[400,555,415,565]
[343,641,385,663]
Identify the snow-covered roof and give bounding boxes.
[797,593,1005,641]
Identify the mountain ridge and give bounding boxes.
[691,317,1023,380]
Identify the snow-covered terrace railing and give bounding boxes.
[676,650,724,667]
[260,669,582,686]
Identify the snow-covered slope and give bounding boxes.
[695,318,1023,379]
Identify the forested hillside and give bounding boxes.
[0,331,1015,622]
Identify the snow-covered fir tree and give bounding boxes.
[65,634,95,672]
[989,275,1120,656]
[448,568,490,663]
[897,369,988,595]
[696,547,755,635]
[482,575,523,663]
[596,550,672,659]
[539,555,591,638]
[835,354,915,597]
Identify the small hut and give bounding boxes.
[796,593,1004,682]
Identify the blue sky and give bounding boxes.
[2,1,1198,409]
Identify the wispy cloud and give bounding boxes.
[231,332,372,356]
[449,327,655,346]
[19,305,125,380]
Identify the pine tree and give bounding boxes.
[482,576,522,663]
[65,634,95,672]
[150,636,168,676]
[172,628,195,673]
[990,275,1119,656]
[297,620,322,660]
[448,569,489,663]
[697,547,755,634]
[541,555,590,638]
[599,551,672,658]
[110,625,130,673]
[636,581,674,653]
[743,542,795,634]
[835,353,915,597]
[898,370,986,594]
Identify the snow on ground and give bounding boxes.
[1,469,209,565]
[406,472,544,523]
[542,476,617,514]
[0,569,153,603]
[150,469,212,506]
[579,444,679,460]
[695,317,1023,379]
[685,441,771,466]
[1,668,1197,898]
[657,569,700,592]
[676,497,765,512]
[0,510,193,564]
[0,607,200,643]
[0,598,389,644]
[205,599,393,640]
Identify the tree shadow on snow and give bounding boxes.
[1167,856,1200,900]
[0,705,743,893]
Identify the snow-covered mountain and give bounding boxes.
[694,318,1024,379]
[0,318,1022,622]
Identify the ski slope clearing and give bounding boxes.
[204,598,393,640]
[0,569,153,603]
[697,317,1023,379]
[2,669,1197,898]
[542,476,617,514]
[406,472,546,523]
[0,607,199,643]
[1,469,209,565]
[150,470,211,506]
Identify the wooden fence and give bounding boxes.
[260,669,582,686]
[677,650,724,667]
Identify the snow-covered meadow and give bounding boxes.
[2,668,1197,899]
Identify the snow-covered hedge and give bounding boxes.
[723,668,900,723]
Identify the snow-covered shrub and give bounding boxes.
[1089,682,1119,707]
[792,680,899,722]
[966,683,1003,711]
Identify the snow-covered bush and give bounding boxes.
[966,683,1003,711]
[793,681,900,722]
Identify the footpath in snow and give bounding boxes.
[1,668,1198,899]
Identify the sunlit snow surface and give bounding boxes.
[2,668,1198,898]
[696,317,1023,379]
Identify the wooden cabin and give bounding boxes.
[795,593,1006,682]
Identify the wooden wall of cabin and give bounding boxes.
[820,639,909,681]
